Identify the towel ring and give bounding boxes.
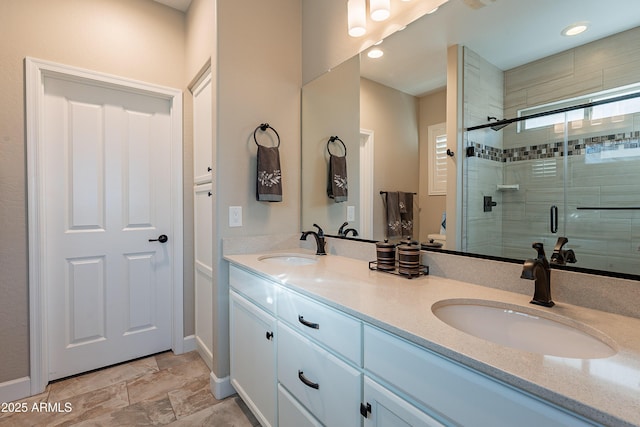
[254,123,281,148]
[327,136,347,156]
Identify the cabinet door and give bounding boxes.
[192,69,212,184]
[362,377,445,427]
[194,184,213,365]
[230,291,277,427]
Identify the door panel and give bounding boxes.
[43,75,173,380]
[67,256,106,345]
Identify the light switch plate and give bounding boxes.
[229,206,242,227]
[347,205,355,221]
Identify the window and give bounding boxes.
[428,123,447,195]
[517,83,640,132]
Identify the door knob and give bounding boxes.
[149,234,168,243]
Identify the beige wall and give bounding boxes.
[214,0,301,378]
[302,56,360,234]
[360,78,419,241]
[0,0,185,384]
[418,89,447,240]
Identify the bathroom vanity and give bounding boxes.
[226,250,640,427]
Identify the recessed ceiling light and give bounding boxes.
[561,21,589,37]
[367,48,384,59]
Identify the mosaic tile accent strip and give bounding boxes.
[468,131,640,163]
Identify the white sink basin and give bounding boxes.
[432,299,617,359]
[258,253,318,266]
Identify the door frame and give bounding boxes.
[25,57,184,395]
[360,129,374,240]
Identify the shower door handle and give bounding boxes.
[550,205,558,234]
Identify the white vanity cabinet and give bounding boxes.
[228,261,602,427]
[363,325,599,427]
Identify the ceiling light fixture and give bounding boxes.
[347,0,367,37]
[370,0,391,22]
[561,21,589,37]
[367,48,384,59]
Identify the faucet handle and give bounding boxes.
[313,223,324,236]
[553,237,569,253]
[338,222,348,235]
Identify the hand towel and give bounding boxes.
[327,154,348,202]
[399,191,414,238]
[256,145,282,202]
[385,192,402,239]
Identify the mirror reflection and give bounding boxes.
[301,0,640,277]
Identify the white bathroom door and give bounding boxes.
[42,75,174,380]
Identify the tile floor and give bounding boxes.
[0,351,259,426]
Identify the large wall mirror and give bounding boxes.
[301,0,640,277]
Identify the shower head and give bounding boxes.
[490,122,510,131]
[487,116,510,131]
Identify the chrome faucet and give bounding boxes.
[520,242,554,307]
[550,237,577,265]
[300,223,327,255]
[338,221,359,237]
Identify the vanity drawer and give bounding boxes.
[364,325,596,427]
[278,288,362,365]
[229,265,279,315]
[277,323,361,427]
[278,383,322,427]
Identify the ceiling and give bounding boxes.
[154,0,640,97]
[360,0,640,96]
[153,0,192,12]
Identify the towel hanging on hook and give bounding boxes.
[327,136,348,202]
[254,123,282,202]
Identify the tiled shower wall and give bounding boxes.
[463,27,640,275]
[468,127,640,275]
[462,47,504,255]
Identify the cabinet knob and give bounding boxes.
[360,402,372,418]
[207,166,212,172]
[265,331,274,340]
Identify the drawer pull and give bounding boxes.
[298,315,319,329]
[298,370,319,389]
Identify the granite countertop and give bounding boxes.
[224,250,640,427]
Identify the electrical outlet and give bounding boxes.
[229,206,242,227]
[347,205,355,222]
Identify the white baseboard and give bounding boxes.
[182,335,197,353]
[0,377,31,403]
[210,371,235,400]
[196,336,214,371]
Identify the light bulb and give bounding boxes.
[370,0,390,22]
[347,0,367,37]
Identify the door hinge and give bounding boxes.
[360,402,372,418]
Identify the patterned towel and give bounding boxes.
[256,145,282,202]
[327,154,348,202]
